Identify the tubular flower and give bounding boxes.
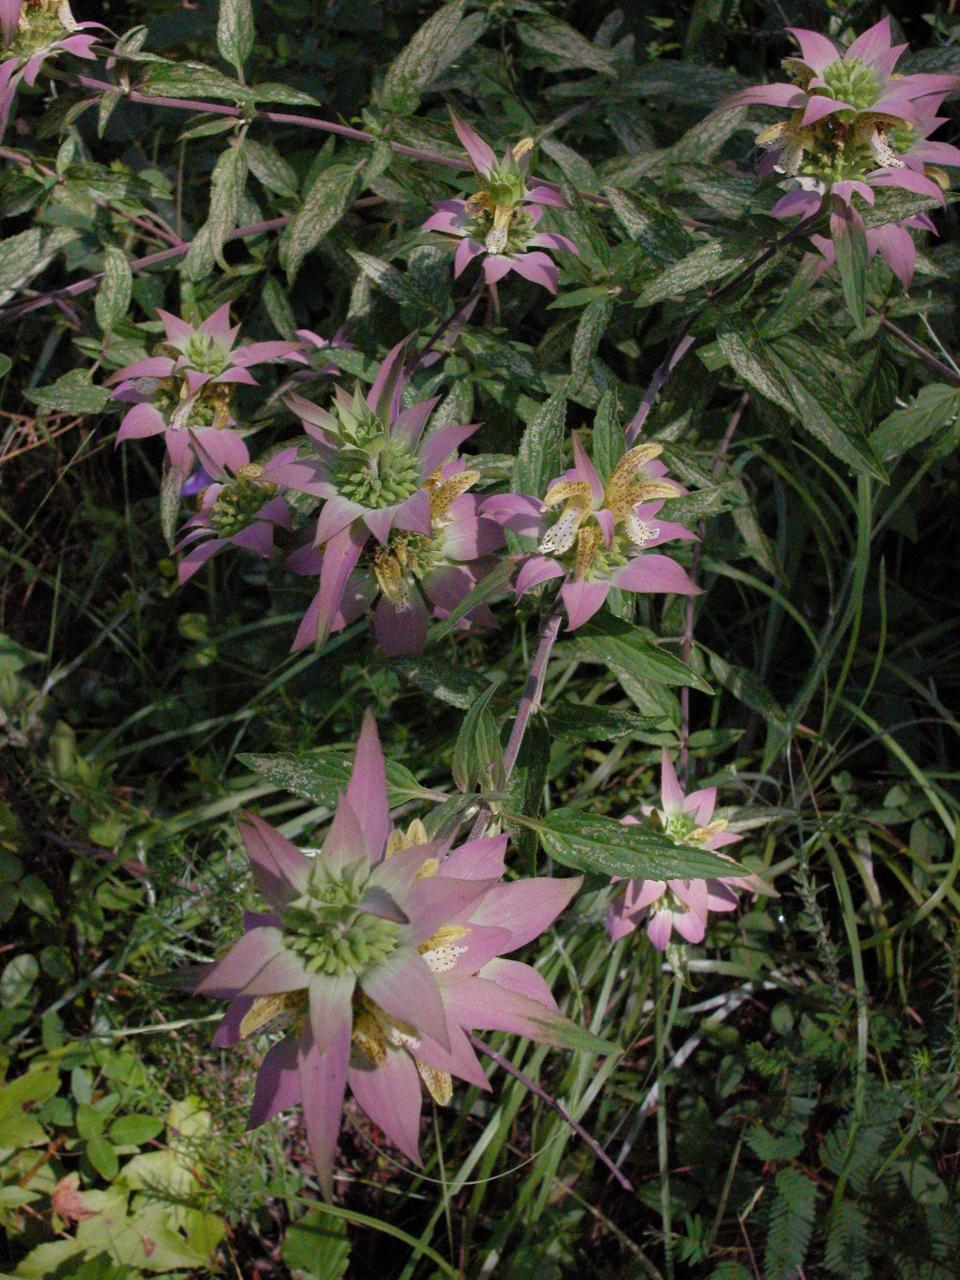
[606,751,762,951]
[421,112,579,293]
[174,438,317,584]
[108,304,304,474]
[718,19,960,221]
[484,432,698,631]
[198,712,583,1196]
[0,1,102,138]
[287,462,503,655]
[281,340,479,648]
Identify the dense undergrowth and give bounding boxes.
[1,1,959,1277]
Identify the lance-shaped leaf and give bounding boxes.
[280,161,363,283]
[537,809,739,880]
[237,750,439,808]
[217,0,255,75]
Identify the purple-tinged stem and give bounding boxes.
[0,217,290,322]
[468,602,564,841]
[469,1033,634,1193]
[869,307,960,389]
[409,272,485,373]
[678,390,749,785]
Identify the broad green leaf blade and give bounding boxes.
[832,209,867,328]
[380,0,482,115]
[94,246,132,335]
[547,702,664,740]
[566,615,713,693]
[539,808,739,879]
[390,657,493,710]
[238,750,437,808]
[217,0,254,74]
[869,383,960,460]
[451,683,503,794]
[279,161,363,283]
[526,1014,619,1057]
[513,387,568,497]
[26,370,111,414]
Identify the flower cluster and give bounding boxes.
[485,431,698,631]
[422,113,578,294]
[198,713,582,1196]
[109,304,304,476]
[0,0,102,138]
[280,340,498,652]
[721,19,960,267]
[607,752,761,950]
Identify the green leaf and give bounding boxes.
[244,138,299,198]
[770,339,887,481]
[381,0,484,115]
[715,323,793,414]
[279,161,362,282]
[0,226,79,293]
[108,1114,164,1146]
[390,657,493,710]
[566,616,713,693]
[451,684,503,794]
[217,0,254,74]
[76,1103,104,1139]
[764,1167,817,1280]
[869,383,960,460]
[833,207,867,327]
[0,952,38,1006]
[0,354,11,378]
[348,249,435,310]
[538,809,738,879]
[85,1136,119,1181]
[571,297,613,391]
[430,559,515,642]
[526,1013,619,1057]
[513,387,568,498]
[26,370,111,415]
[251,81,323,107]
[94,246,132,336]
[637,238,749,306]
[159,462,183,553]
[591,387,623,483]
[282,1210,351,1280]
[238,750,437,808]
[205,141,248,272]
[548,702,664,740]
[141,59,254,105]
[516,18,617,75]
[603,185,692,264]
[707,651,789,731]
[505,715,551,865]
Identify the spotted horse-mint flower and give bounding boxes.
[108,303,304,476]
[0,0,104,138]
[484,432,698,632]
[197,712,584,1196]
[282,339,480,648]
[606,750,765,951]
[421,112,579,293]
[287,461,503,655]
[718,19,959,226]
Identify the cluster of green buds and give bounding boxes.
[757,109,911,182]
[660,803,729,849]
[207,464,277,536]
[280,860,404,978]
[8,0,74,54]
[326,388,423,508]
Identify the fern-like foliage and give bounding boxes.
[763,1167,818,1280]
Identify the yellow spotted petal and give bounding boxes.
[417,1060,453,1106]
[573,523,601,581]
[372,551,409,607]
[352,1009,388,1067]
[427,468,479,525]
[239,992,306,1040]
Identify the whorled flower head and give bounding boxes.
[108,304,304,475]
[718,19,959,222]
[281,340,480,648]
[198,712,583,1195]
[0,1,103,139]
[421,112,579,293]
[174,437,318,584]
[606,751,764,951]
[484,432,698,631]
[287,461,504,655]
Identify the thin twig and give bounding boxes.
[625,208,824,444]
[468,601,564,840]
[869,307,960,389]
[469,1033,635,1193]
